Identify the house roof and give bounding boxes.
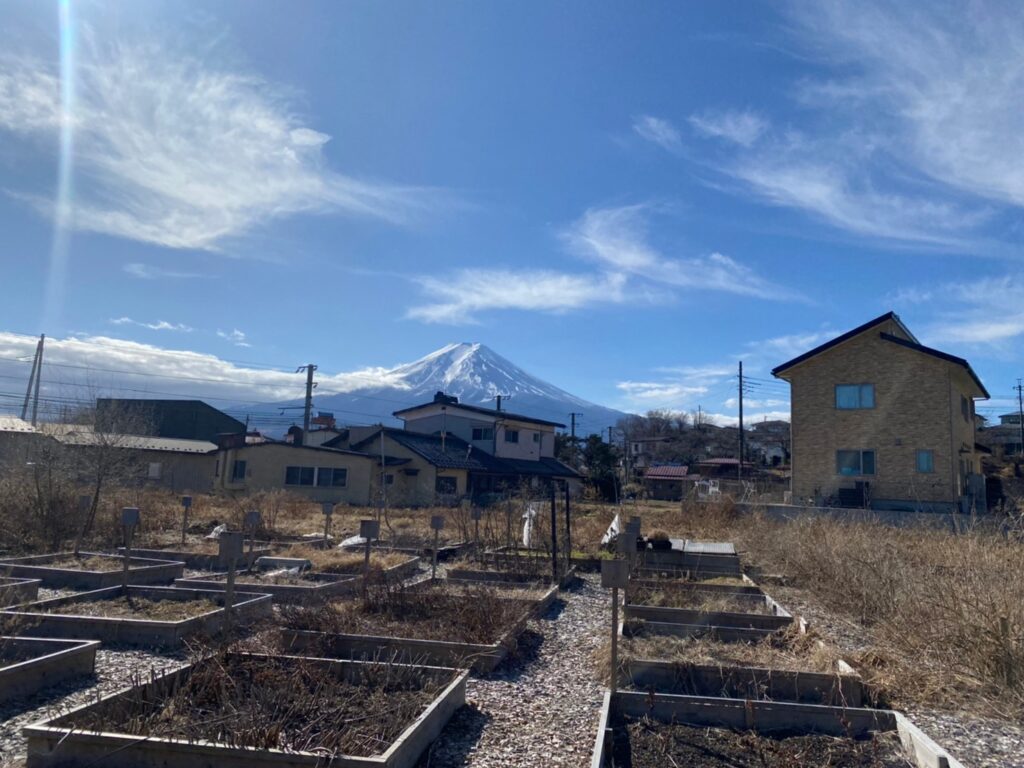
[0,416,35,433]
[393,397,566,428]
[353,427,580,477]
[226,441,372,459]
[644,465,696,480]
[771,311,988,399]
[52,432,218,454]
[878,333,989,398]
[771,312,917,378]
[353,427,506,471]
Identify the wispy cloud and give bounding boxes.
[684,3,1020,246]
[895,274,1024,348]
[616,381,709,402]
[632,115,682,153]
[217,329,251,348]
[565,204,804,301]
[110,317,193,332]
[0,34,444,251]
[406,270,627,325]
[688,110,767,147]
[123,263,201,280]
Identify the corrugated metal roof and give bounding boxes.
[0,416,35,433]
[52,432,218,454]
[644,465,693,480]
[683,540,737,555]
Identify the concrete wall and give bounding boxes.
[779,322,981,506]
[214,444,373,504]
[140,452,214,493]
[734,501,1003,532]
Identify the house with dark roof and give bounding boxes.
[337,421,579,507]
[772,311,989,512]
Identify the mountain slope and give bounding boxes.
[242,343,627,436]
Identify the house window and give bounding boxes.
[231,460,247,481]
[147,462,162,480]
[285,466,315,486]
[961,395,969,421]
[836,450,875,476]
[471,427,494,441]
[316,467,348,487]
[384,473,394,485]
[533,432,540,443]
[835,384,875,409]
[505,430,519,443]
[916,450,934,473]
[435,475,457,494]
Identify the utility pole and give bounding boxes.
[738,361,744,482]
[569,412,582,467]
[296,363,317,434]
[492,393,511,412]
[1016,379,1024,458]
[21,334,44,424]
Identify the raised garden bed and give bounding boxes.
[0,552,184,589]
[174,551,420,603]
[591,690,964,768]
[489,545,611,572]
[342,539,473,562]
[0,586,271,647]
[279,581,559,674]
[629,576,764,597]
[0,576,40,607]
[24,651,467,768]
[447,565,578,589]
[0,636,99,704]
[118,544,273,570]
[630,586,770,612]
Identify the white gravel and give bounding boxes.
[418,574,608,768]
[0,647,187,764]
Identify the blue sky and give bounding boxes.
[1,0,1023,426]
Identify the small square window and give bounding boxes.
[231,460,247,481]
[147,462,162,480]
[533,432,540,443]
[836,449,875,476]
[505,430,519,443]
[471,427,494,441]
[836,384,874,409]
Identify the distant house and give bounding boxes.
[642,464,699,501]
[96,399,246,442]
[212,439,374,504]
[772,311,989,512]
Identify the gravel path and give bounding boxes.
[0,647,186,764]
[419,574,607,768]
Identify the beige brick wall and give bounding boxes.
[780,325,979,506]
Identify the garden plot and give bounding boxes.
[623,585,794,641]
[118,542,273,569]
[23,651,466,768]
[279,580,558,673]
[174,549,420,602]
[0,585,271,647]
[0,637,98,704]
[446,564,577,589]
[591,691,964,768]
[0,576,40,607]
[0,552,184,589]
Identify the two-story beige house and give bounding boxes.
[772,312,989,512]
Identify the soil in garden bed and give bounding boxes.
[66,653,448,757]
[631,587,770,614]
[39,596,216,621]
[43,555,130,572]
[280,583,530,645]
[614,716,912,767]
[617,626,841,674]
[635,573,750,588]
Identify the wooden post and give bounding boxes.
[471,507,482,563]
[601,558,629,695]
[220,531,243,632]
[322,502,334,545]
[359,519,380,596]
[121,507,139,594]
[243,510,261,571]
[430,515,445,580]
[550,483,559,583]
[180,496,192,546]
[564,482,572,569]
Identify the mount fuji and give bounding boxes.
[243,343,628,436]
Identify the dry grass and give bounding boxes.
[286,547,414,575]
[46,555,127,572]
[662,501,1024,718]
[41,596,216,620]
[630,586,770,614]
